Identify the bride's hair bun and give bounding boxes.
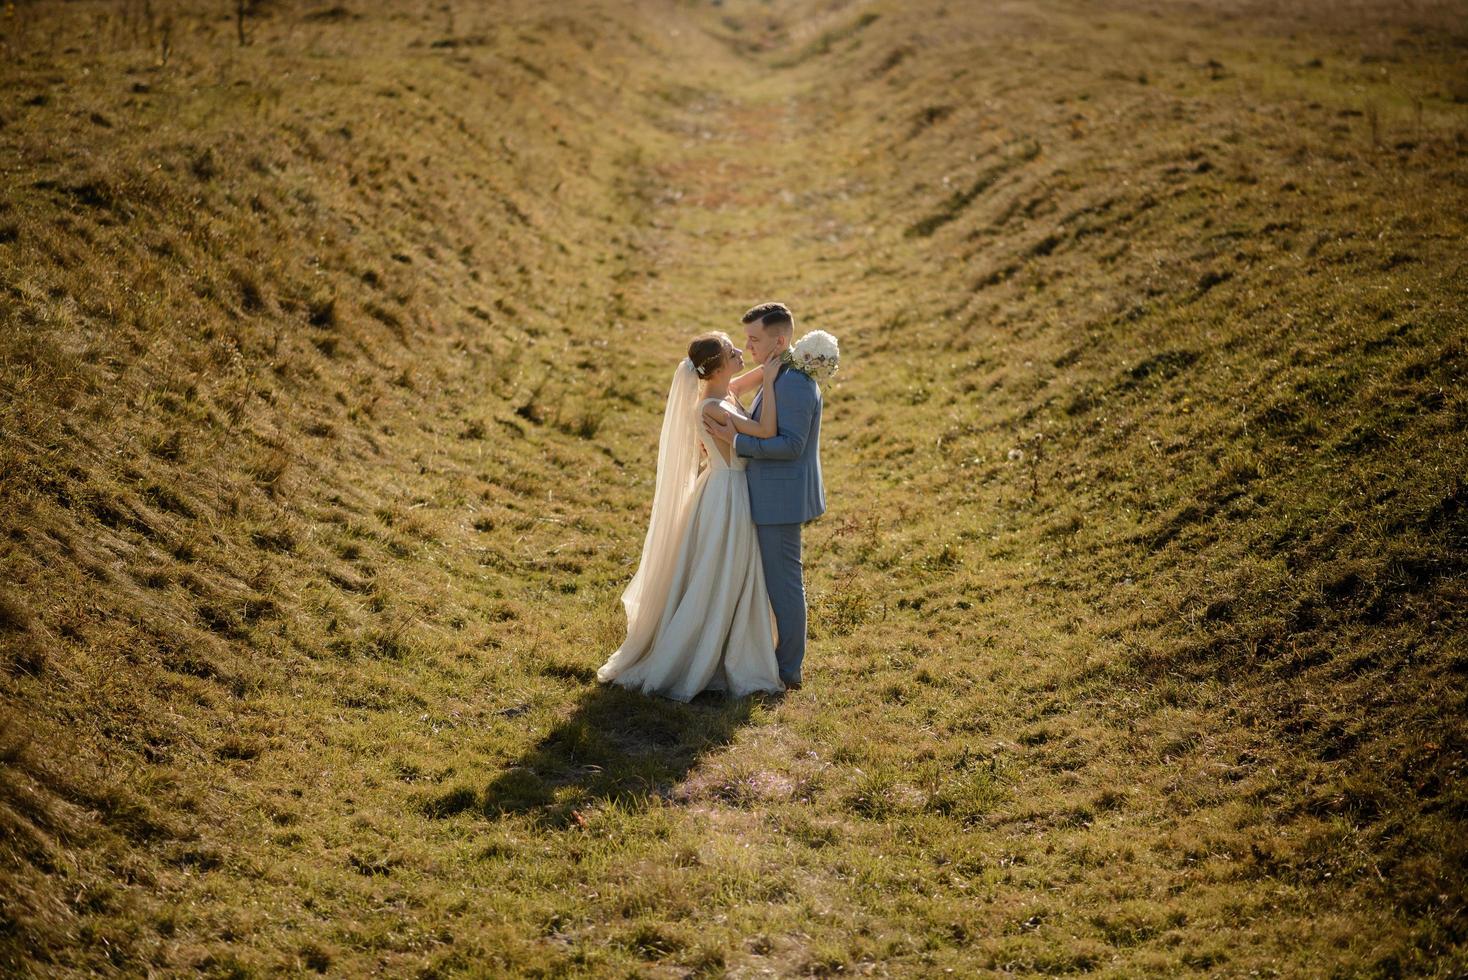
[688,332,729,379]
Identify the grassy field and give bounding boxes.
[2,0,1465,975]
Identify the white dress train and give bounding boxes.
[597,396,784,702]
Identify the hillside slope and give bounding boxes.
[2,0,1465,975]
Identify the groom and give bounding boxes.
[704,302,825,690]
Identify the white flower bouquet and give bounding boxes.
[780,329,840,383]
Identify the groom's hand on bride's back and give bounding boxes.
[703,411,735,442]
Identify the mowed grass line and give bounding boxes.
[2,0,1466,976]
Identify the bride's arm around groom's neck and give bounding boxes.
[728,366,765,401]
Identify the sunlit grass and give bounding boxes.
[1,0,1465,975]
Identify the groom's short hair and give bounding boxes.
[742,302,794,336]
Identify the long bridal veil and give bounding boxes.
[597,357,702,681]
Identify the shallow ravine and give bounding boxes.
[2,0,1464,976]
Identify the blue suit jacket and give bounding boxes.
[733,363,826,526]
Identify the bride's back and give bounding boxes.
[697,397,745,471]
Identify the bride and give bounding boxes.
[596,332,786,701]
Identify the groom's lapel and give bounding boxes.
[751,363,787,421]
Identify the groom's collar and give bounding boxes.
[757,362,788,398]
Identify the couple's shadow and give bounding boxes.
[430,679,779,828]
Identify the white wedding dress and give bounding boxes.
[597,375,785,702]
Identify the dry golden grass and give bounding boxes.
[1,0,1465,975]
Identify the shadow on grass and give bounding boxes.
[420,678,772,828]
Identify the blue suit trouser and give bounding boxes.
[755,522,805,684]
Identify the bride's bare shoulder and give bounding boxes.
[697,396,742,418]
[696,397,727,417]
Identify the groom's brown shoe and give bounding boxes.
[781,677,802,691]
